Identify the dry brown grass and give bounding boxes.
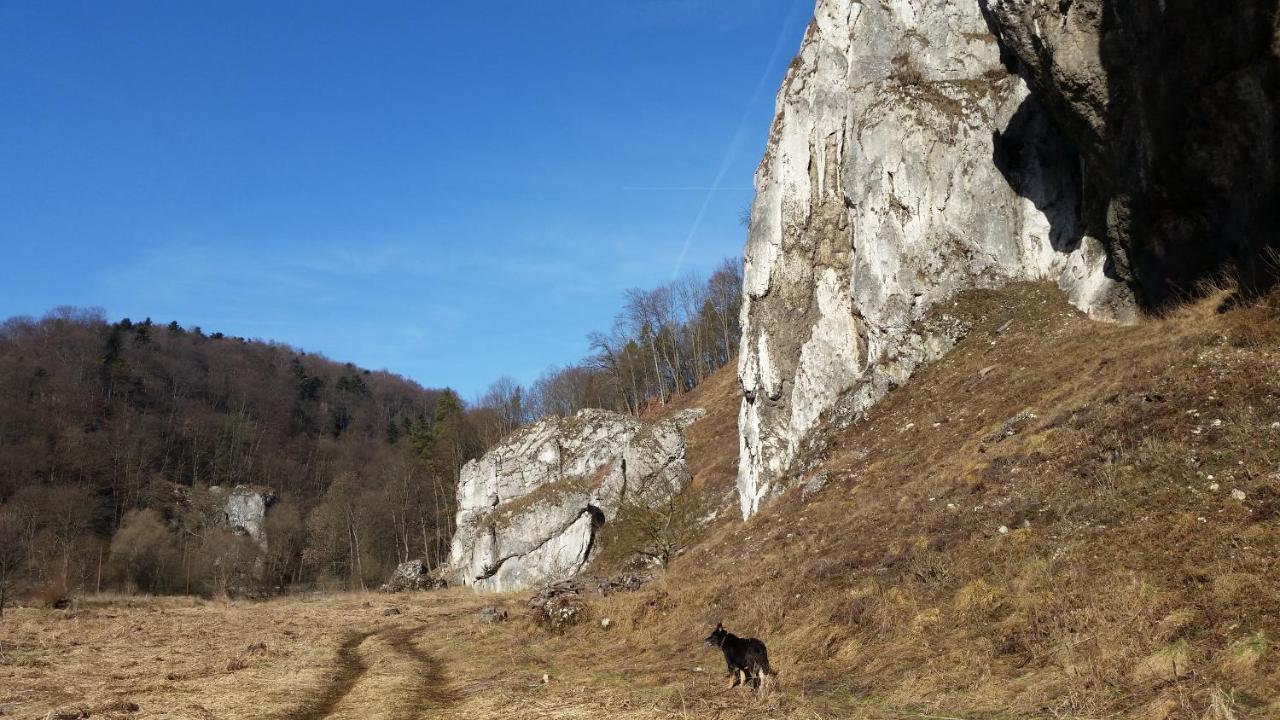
[1,592,479,720]
[633,282,1280,719]
[5,282,1280,719]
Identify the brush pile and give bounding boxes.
[379,559,448,593]
[528,580,588,633]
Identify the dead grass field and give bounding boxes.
[4,282,1280,720]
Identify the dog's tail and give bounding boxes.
[760,655,778,677]
[759,661,778,691]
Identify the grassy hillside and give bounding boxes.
[473,281,1279,718]
[5,282,1279,719]
[607,281,1280,718]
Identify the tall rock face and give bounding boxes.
[736,0,1138,518]
[983,0,1280,307]
[447,409,699,593]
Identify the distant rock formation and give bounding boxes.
[211,484,276,550]
[736,0,1136,518]
[447,408,702,593]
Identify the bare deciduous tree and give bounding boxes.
[603,469,702,569]
[509,258,744,423]
[0,509,24,618]
[109,509,180,594]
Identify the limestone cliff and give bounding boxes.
[447,409,700,593]
[736,0,1137,518]
[738,0,1280,518]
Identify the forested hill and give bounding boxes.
[0,307,479,595]
[0,260,743,601]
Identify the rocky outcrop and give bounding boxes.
[528,580,590,632]
[380,559,448,593]
[211,485,275,549]
[982,0,1280,307]
[447,409,700,593]
[736,0,1138,518]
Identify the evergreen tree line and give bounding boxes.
[0,308,484,607]
[472,257,743,435]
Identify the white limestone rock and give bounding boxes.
[737,0,1135,518]
[448,409,693,593]
[212,484,275,550]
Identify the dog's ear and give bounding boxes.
[716,621,723,630]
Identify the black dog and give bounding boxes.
[704,622,776,689]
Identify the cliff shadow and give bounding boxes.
[1097,0,1280,307]
[984,0,1280,309]
[991,93,1088,256]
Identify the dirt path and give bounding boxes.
[286,631,371,720]
[381,627,459,711]
[281,626,456,720]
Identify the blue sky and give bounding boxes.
[0,1,811,398]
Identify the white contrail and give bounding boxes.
[623,186,753,191]
[669,0,808,281]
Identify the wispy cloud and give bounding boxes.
[285,244,420,276]
[104,245,320,307]
[669,0,807,280]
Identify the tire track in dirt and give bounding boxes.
[282,626,456,720]
[380,627,459,713]
[289,631,373,720]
